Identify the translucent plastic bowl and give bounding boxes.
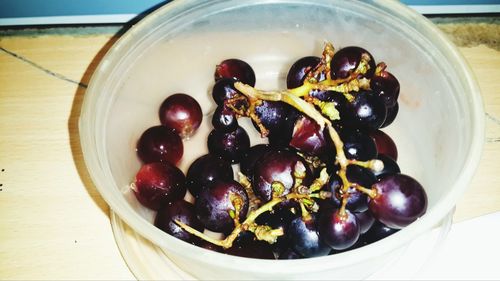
[79,0,484,279]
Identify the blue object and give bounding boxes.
[0,0,498,26]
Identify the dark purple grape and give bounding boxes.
[215,59,256,87]
[354,210,375,234]
[253,101,290,135]
[369,129,398,161]
[369,174,427,229]
[207,126,250,164]
[255,208,299,253]
[289,115,330,157]
[212,78,243,106]
[154,200,203,242]
[224,232,275,259]
[192,238,224,253]
[327,165,376,212]
[252,150,312,202]
[341,129,377,161]
[195,180,249,233]
[319,208,360,251]
[330,46,376,79]
[239,144,273,178]
[361,220,399,244]
[370,70,400,108]
[133,162,186,210]
[212,106,238,132]
[278,248,304,259]
[286,56,321,89]
[136,125,183,165]
[267,107,301,148]
[186,154,234,197]
[380,102,399,128]
[310,90,350,121]
[159,93,202,139]
[347,90,387,130]
[288,216,330,258]
[373,154,401,178]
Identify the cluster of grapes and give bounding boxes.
[131,42,428,259]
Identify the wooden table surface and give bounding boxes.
[0,26,499,279]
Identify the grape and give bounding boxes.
[369,129,398,161]
[370,70,400,108]
[288,215,330,258]
[186,154,234,197]
[159,93,202,139]
[354,210,375,234]
[341,129,377,161]
[286,56,322,89]
[289,115,330,156]
[330,46,376,79]
[133,162,186,210]
[255,208,299,253]
[253,101,292,136]
[361,220,399,244]
[215,59,256,87]
[193,238,224,253]
[347,90,387,130]
[267,107,301,148]
[369,174,427,229]
[278,248,304,260]
[212,105,238,132]
[207,126,250,164]
[154,200,204,242]
[319,208,360,251]
[136,125,183,165]
[195,180,249,233]
[373,154,400,178]
[310,90,350,121]
[381,102,399,128]
[239,144,273,178]
[327,165,376,212]
[211,78,243,106]
[224,232,275,259]
[252,150,312,202]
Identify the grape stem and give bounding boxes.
[175,192,312,249]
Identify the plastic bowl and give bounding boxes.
[79,0,484,279]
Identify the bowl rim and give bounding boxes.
[79,0,485,274]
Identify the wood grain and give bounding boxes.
[0,33,498,279]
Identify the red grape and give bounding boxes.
[186,154,234,197]
[381,102,399,128]
[224,232,275,259]
[347,90,387,130]
[252,150,312,202]
[288,215,330,258]
[154,200,204,242]
[330,46,376,79]
[133,162,186,210]
[212,105,238,132]
[370,70,400,108]
[159,93,202,139]
[239,144,272,178]
[212,78,242,106]
[195,180,249,233]
[207,126,250,164]
[327,165,376,212]
[340,128,377,161]
[215,59,256,87]
[369,129,398,161]
[290,115,330,156]
[319,208,360,251]
[373,154,401,178]
[369,174,427,229]
[286,56,322,89]
[136,125,183,165]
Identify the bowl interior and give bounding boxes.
[80,0,482,279]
